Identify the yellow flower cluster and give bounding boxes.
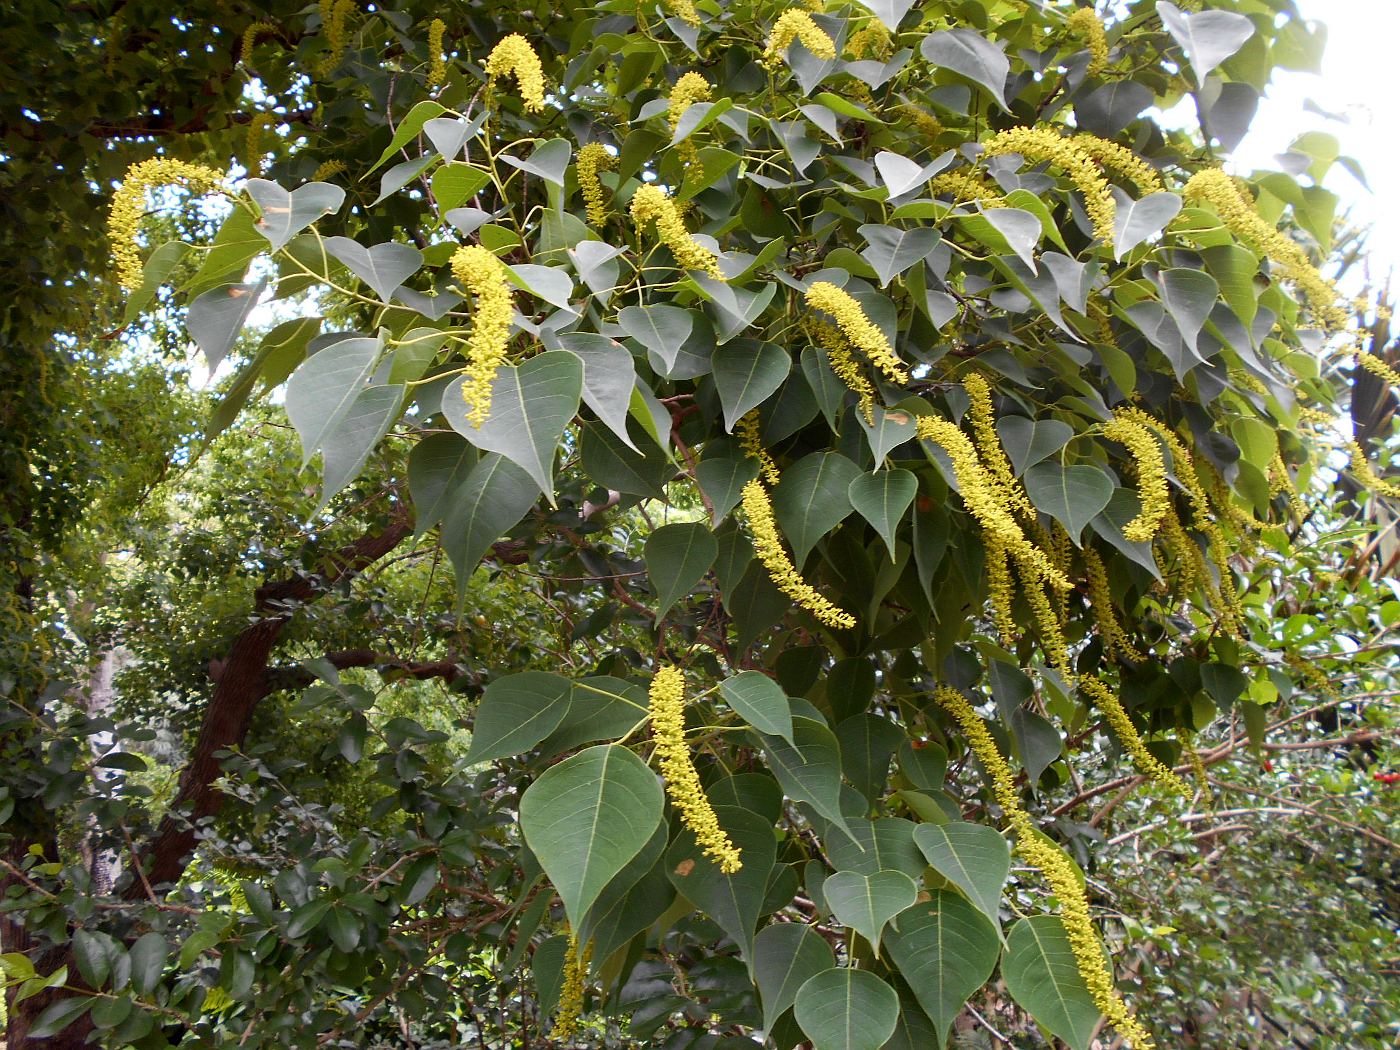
[965,374,1035,517]
[1079,678,1188,794]
[1103,413,1169,542]
[741,479,857,629]
[241,20,276,66]
[1182,169,1346,330]
[986,537,1018,646]
[630,184,724,277]
[899,105,944,144]
[576,143,615,227]
[245,112,273,177]
[553,929,592,1037]
[808,321,877,422]
[449,245,515,428]
[1357,350,1400,391]
[762,11,837,69]
[933,686,1158,1050]
[1026,573,1075,681]
[914,416,1071,590]
[1084,548,1140,660]
[1075,134,1163,195]
[1066,7,1109,76]
[983,127,1116,246]
[312,159,347,183]
[649,668,743,873]
[665,0,702,27]
[108,157,224,292]
[805,282,908,383]
[317,0,354,77]
[1185,737,1214,808]
[485,34,546,113]
[426,18,446,90]
[669,72,712,171]
[846,22,892,61]
[737,410,780,486]
[929,171,1005,207]
[1345,440,1400,499]
[1269,451,1307,517]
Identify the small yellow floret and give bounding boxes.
[426,18,447,89]
[846,23,892,61]
[576,143,615,227]
[311,159,347,183]
[669,72,712,170]
[1066,8,1110,76]
[964,373,1035,517]
[485,33,547,112]
[241,20,277,66]
[805,282,908,384]
[1080,678,1188,794]
[983,127,1116,246]
[553,929,592,1037]
[763,11,837,69]
[1075,134,1163,195]
[108,157,225,292]
[649,668,743,873]
[665,0,702,27]
[1084,548,1140,661]
[741,480,857,630]
[317,0,354,78]
[245,112,274,177]
[630,183,724,277]
[449,245,515,427]
[929,172,1005,207]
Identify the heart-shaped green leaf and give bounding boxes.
[823,870,917,951]
[794,968,900,1050]
[912,821,1010,927]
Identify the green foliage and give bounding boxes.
[3,1,1399,1048]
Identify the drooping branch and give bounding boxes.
[132,510,413,891]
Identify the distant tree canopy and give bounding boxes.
[3,2,1398,1048]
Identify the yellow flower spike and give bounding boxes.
[312,159,347,183]
[1345,440,1400,500]
[736,410,780,486]
[932,686,1158,1050]
[1066,7,1110,76]
[244,112,273,177]
[665,0,702,27]
[805,320,877,421]
[1357,350,1400,391]
[449,245,515,428]
[929,171,1005,207]
[1297,406,1334,427]
[426,18,447,90]
[576,143,615,227]
[963,373,1035,518]
[668,72,712,171]
[1103,414,1169,543]
[846,22,892,61]
[1084,548,1141,661]
[1182,168,1347,330]
[1079,678,1188,795]
[241,20,277,66]
[108,157,225,292]
[805,282,908,384]
[317,0,354,78]
[1269,451,1307,518]
[762,10,837,70]
[553,929,593,1038]
[986,537,1019,647]
[485,34,547,113]
[1074,134,1163,195]
[914,416,1072,591]
[629,183,724,278]
[983,127,1116,246]
[649,668,743,874]
[741,480,857,630]
[1119,410,1211,528]
[1025,573,1076,682]
[899,105,944,144]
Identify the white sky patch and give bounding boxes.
[1232,0,1400,288]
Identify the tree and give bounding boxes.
[3,0,1397,1047]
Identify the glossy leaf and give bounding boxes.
[645,521,718,618]
[464,672,574,764]
[1003,915,1103,1050]
[793,968,899,1050]
[912,821,1010,927]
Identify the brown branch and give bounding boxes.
[132,510,413,891]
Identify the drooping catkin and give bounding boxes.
[669,72,712,171]
[449,245,515,427]
[485,34,546,112]
[649,667,743,873]
[762,10,837,69]
[1084,548,1141,661]
[982,126,1116,245]
[425,18,447,89]
[630,183,724,277]
[1103,413,1170,542]
[108,158,224,292]
[805,282,908,384]
[736,410,780,486]
[1079,678,1188,794]
[933,686,1158,1050]
[553,929,592,1037]
[576,143,615,227]
[1066,7,1109,76]
[741,480,857,630]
